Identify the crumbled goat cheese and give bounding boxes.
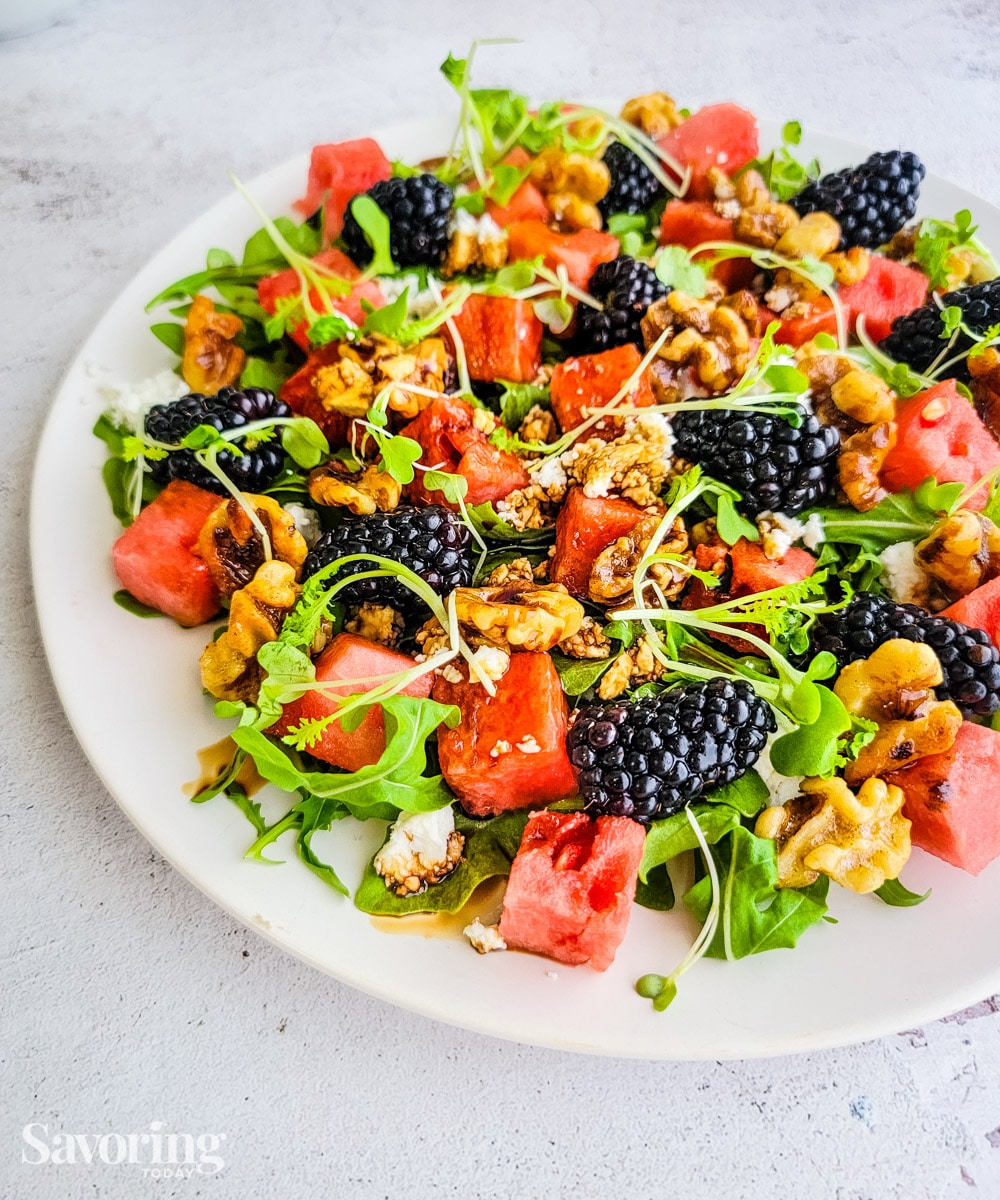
[470,644,511,684]
[879,541,930,606]
[489,739,513,759]
[439,664,464,684]
[374,808,462,894]
[757,511,805,561]
[375,272,438,320]
[284,503,322,548]
[757,730,806,808]
[515,734,541,754]
[533,454,569,492]
[800,513,826,551]
[463,918,507,954]
[94,367,188,432]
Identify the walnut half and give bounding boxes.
[452,583,584,653]
[198,495,307,599]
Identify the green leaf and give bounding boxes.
[782,120,803,145]
[549,651,616,697]
[440,51,468,88]
[453,190,487,215]
[467,502,555,543]
[715,492,759,545]
[805,481,957,555]
[242,216,320,267]
[150,322,186,355]
[308,313,351,346]
[422,469,469,505]
[207,247,237,269]
[378,434,423,485]
[354,810,528,916]
[361,288,410,338]
[497,380,550,431]
[533,296,574,334]
[769,683,851,777]
[634,864,675,911]
[113,588,165,618]
[489,162,529,206]
[874,877,932,907]
[655,245,709,297]
[602,617,639,649]
[705,769,769,818]
[348,195,396,276]
[639,802,742,882]
[684,825,830,959]
[240,355,295,391]
[281,418,329,469]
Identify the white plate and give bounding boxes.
[31,114,1000,1059]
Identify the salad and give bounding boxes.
[95,43,1000,1010]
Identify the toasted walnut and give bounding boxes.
[834,639,963,784]
[313,335,448,420]
[831,369,897,425]
[415,616,451,658]
[494,481,563,531]
[181,294,246,395]
[942,246,997,290]
[481,556,537,587]
[561,413,674,506]
[596,636,664,700]
[588,515,692,605]
[884,226,919,261]
[518,404,558,447]
[755,775,911,893]
[916,509,1000,598]
[345,603,404,647]
[620,92,681,139]
[452,583,584,652]
[200,560,300,703]
[825,247,870,286]
[734,168,771,209]
[558,615,612,659]
[970,348,1000,441]
[443,210,509,277]
[733,202,800,250]
[198,495,307,599]
[774,211,841,260]
[308,460,401,514]
[839,420,898,512]
[530,146,609,230]
[647,290,753,393]
[547,191,604,232]
[764,267,823,317]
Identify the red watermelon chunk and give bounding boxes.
[657,103,759,200]
[112,481,222,626]
[838,255,929,343]
[498,810,645,971]
[506,221,619,290]
[257,248,385,349]
[279,344,352,448]
[433,653,577,816]
[549,489,650,598]
[277,633,433,773]
[399,395,529,508]
[886,721,1000,875]
[446,293,543,383]
[941,576,1000,647]
[293,137,391,241]
[484,148,550,227]
[658,199,757,291]
[881,380,1000,509]
[549,344,656,437]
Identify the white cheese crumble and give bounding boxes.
[439,664,464,684]
[463,918,507,954]
[879,541,930,607]
[470,645,510,684]
[800,513,826,551]
[283,503,322,548]
[374,808,458,889]
[515,734,541,754]
[757,731,806,808]
[489,739,513,759]
[757,510,827,559]
[375,272,437,320]
[94,367,188,433]
[533,454,569,492]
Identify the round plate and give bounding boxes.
[31,114,1000,1059]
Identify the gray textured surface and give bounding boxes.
[3,1,1000,1197]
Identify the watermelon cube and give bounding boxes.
[112,480,222,626]
[886,721,1000,875]
[257,248,385,349]
[838,255,929,343]
[446,293,543,383]
[484,148,550,227]
[506,221,619,291]
[293,137,392,241]
[657,103,759,200]
[549,489,649,598]
[277,633,433,773]
[432,652,577,816]
[941,576,1000,647]
[881,380,1000,509]
[658,199,757,291]
[498,810,645,971]
[549,344,656,437]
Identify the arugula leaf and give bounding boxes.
[113,589,166,619]
[549,651,616,697]
[639,802,742,881]
[874,877,932,907]
[240,356,296,392]
[654,245,709,297]
[714,492,760,545]
[684,825,830,959]
[360,288,410,338]
[741,121,821,203]
[914,209,997,290]
[497,380,550,430]
[634,864,675,911]
[467,501,555,543]
[805,481,959,554]
[602,618,639,649]
[150,322,186,355]
[308,313,352,346]
[93,413,158,524]
[768,683,851,777]
[706,770,770,817]
[348,195,396,276]
[354,810,528,916]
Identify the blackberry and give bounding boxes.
[341,173,453,269]
[598,142,665,218]
[790,150,925,250]
[568,679,775,822]
[144,386,290,494]
[670,408,841,517]
[574,254,668,353]
[301,505,473,610]
[812,592,1000,719]
[879,278,1000,380]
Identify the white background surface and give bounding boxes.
[3,1,1000,1197]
